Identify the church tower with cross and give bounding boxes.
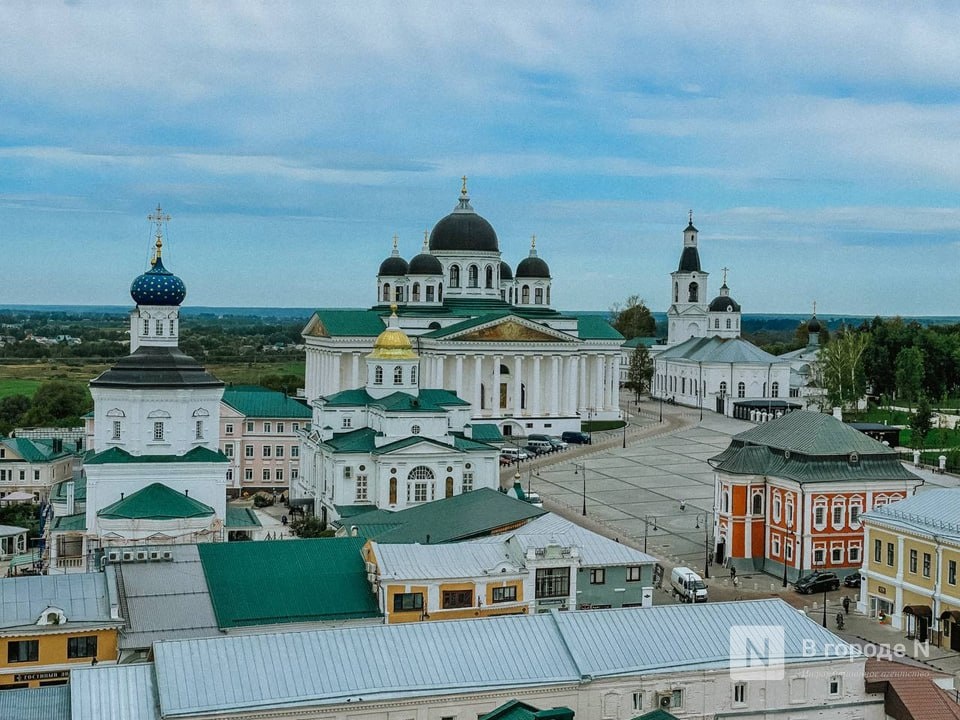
[666,212,711,345]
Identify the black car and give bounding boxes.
[561,431,591,445]
[794,571,840,594]
[842,573,862,588]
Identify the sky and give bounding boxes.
[1,2,958,316]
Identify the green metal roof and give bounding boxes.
[709,412,921,484]
[225,506,262,528]
[576,314,624,340]
[309,309,387,337]
[197,537,381,628]
[421,312,513,339]
[51,513,86,532]
[465,423,504,443]
[323,428,496,455]
[324,427,379,453]
[347,488,545,543]
[333,504,379,519]
[51,475,86,502]
[621,336,659,349]
[98,483,215,520]
[480,700,574,720]
[1,438,73,463]
[86,445,228,465]
[222,386,311,419]
[322,388,469,411]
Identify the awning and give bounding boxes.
[940,610,960,622]
[903,605,933,619]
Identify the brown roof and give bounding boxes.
[865,658,960,720]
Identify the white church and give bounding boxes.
[652,216,797,420]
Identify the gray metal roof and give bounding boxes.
[0,524,28,537]
[657,335,781,364]
[374,542,517,579]
[115,544,219,649]
[0,685,70,720]
[863,488,960,542]
[118,598,851,717]
[0,573,114,630]
[71,663,160,720]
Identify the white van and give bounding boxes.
[500,447,529,461]
[670,566,708,603]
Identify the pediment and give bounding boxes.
[453,317,574,343]
[303,314,329,338]
[378,439,457,455]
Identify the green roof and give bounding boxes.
[225,506,262,528]
[309,309,386,337]
[51,475,86,503]
[480,700,574,720]
[634,711,679,720]
[347,488,545,543]
[86,445,228,465]
[576,314,624,340]
[421,311,514,339]
[98,483,215,520]
[622,336,658,349]
[322,388,469,411]
[197,537,381,628]
[333,504,379,519]
[464,423,504,443]
[1,438,73,463]
[52,513,86,532]
[323,428,496,455]
[709,411,921,484]
[222,386,311,419]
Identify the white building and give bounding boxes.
[303,181,624,439]
[298,309,502,524]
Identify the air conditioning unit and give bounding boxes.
[161,551,173,561]
[107,550,121,563]
[149,551,161,561]
[121,551,134,562]
[135,551,148,562]
[656,693,672,709]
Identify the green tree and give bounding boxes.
[610,296,656,340]
[894,346,925,410]
[290,515,334,538]
[819,330,870,413]
[20,380,92,427]
[910,395,933,449]
[625,345,653,402]
[0,394,31,433]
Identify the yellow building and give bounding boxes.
[0,572,122,689]
[861,488,960,649]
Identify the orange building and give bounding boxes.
[710,411,922,582]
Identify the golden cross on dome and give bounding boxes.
[147,204,171,263]
[531,234,536,249]
[721,266,729,284]
[461,175,468,194]
[392,233,399,250]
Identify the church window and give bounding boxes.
[688,282,699,302]
[437,282,443,301]
[674,282,679,303]
[681,378,686,394]
[715,319,719,329]
[425,285,434,302]
[356,475,368,502]
[534,288,543,304]
[393,366,403,384]
[501,289,506,301]
[382,283,391,302]
[226,469,233,482]
[463,471,474,493]
[153,421,164,441]
[395,286,404,302]
[771,382,779,398]
[156,319,164,335]
[411,425,421,434]
[546,286,550,305]
[737,382,745,398]
[521,285,530,304]
[410,366,417,384]
[407,466,434,504]
[752,493,763,515]
[389,477,397,504]
[719,381,727,396]
[445,477,454,498]
[112,421,121,440]
[468,264,479,288]
[726,318,731,329]
[412,283,420,302]
[449,265,460,288]
[374,366,383,385]
[143,319,149,336]
[195,420,203,440]
[485,265,493,288]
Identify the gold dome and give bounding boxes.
[369,306,417,360]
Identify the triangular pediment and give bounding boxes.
[453,317,574,343]
[302,314,329,338]
[376,438,459,455]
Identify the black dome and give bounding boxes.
[709,294,741,312]
[378,256,409,277]
[499,260,513,280]
[807,315,821,333]
[678,247,701,273]
[430,212,499,253]
[408,252,442,275]
[516,256,550,278]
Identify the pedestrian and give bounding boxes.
[842,596,850,615]
[281,515,288,526]
[836,612,844,630]
[729,566,737,581]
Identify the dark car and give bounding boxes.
[842,573,862,588]
[794,571,840,594]
[561,431,591,445]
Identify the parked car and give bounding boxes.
[842,573,862,588]
[499,455,514,467]
[500,447,529,462]
[525,438,553,454]
[546,436,568,451]
[561,431,591,445]
[524,443,549,456]
[794,571,840,594]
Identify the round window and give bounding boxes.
[465,463,471,469]
[411,425,421,435]
[390,468,397,474]
[446,466,453,472]
[359,465,365,471]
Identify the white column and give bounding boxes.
[594,354,604,411]
[578,354,588,413]
[550,355,560,416]
[513,355,524,417]
[606,355,617,410]
[455,355,464,400]
[473,355,483,414]
[531,356,542,416]
[566,355,578,415]
[425,356,434,388]
[351,353,360,389]
[493,356,502,415]
[331,353,342,394]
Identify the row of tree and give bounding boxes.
[0,380,92,436]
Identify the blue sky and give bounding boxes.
[1,2,958,316]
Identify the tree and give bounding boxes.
[625,345,653,402]
[894,346,925,410]
[290,515,334,538]
[0,394,31,433]
[819,330,870,413]
[610,295,656,340]
[20,380,92,427]
[910,395,933,449]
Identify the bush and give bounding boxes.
[252,492,274,508]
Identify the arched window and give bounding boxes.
[719,381,727,396]
[674,282,679,302]
[374,366,383,385]
[485,265,493,288]
[425,285,434,302]
[546,286,550,305]
[688,282,699,302]
[410,366,417,384]
[395,286,404,302]
[437,283,443,301]
[534,288,543,304]
[521,285,530,304]
[508,287,513,304]
[468,265,479,288]
[407,466,435,504]
[752,493,763,516]
[449,265,460,288]
[771,382,779,398]
[393,366,403,384]
[737,381,745,398]
[389,477,397,505]
[715,319,720,329]
[412,283,420,302]
[382,283,390,302]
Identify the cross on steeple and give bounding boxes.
[721,266,729,285]
[461,175,468,194]
[689,209,693,225]
[812,300,817,316]
[147,204,171,263]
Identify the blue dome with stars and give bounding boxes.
[130,258,186,306]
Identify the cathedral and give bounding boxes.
[301,180,625,438]
[653,216,795,418]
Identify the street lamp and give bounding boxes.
[695,512,711,578]
[622,412,630,449]
[573,462,587,516]
[781,527,794,588]
[643,515,657,553]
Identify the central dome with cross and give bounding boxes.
[428,176,499,253]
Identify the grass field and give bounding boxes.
[0,377,43,399]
